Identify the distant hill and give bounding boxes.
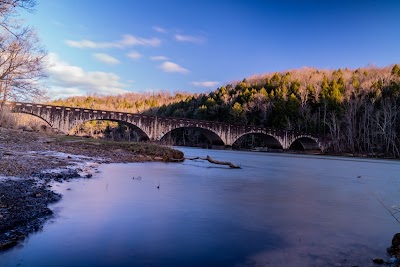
[51,64,400,157]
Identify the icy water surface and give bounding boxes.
[2,148,400,267]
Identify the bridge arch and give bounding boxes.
[159,126,225,146]
[232,132,283,149]
[69,119,150,141]
[10,110,53,128]
[289,136,320,151]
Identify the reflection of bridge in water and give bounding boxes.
[7,102,328,150]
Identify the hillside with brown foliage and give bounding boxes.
[51,64,400,157]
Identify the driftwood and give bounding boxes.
[168,158,185,162]
[185,155,241,169]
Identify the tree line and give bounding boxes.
[3,1,398,157]
[52,65,400,157]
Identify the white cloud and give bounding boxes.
[93,53,120,65]
[127,51,143,60]
[150,55,169,61]
[119,34,160,47]
[158,61,189,74]
[66,34,161,49]
[46,53,127,98]
[153,26,167,33]
[191,81,220,88]
[175,34,205,44]
[66,39,98,48]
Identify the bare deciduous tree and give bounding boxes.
[0,0,36,36]
[0,0,47,109]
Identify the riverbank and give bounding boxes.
[0,127,184,251]
[3,146,398,266]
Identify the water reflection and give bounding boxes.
[1,149,400,267]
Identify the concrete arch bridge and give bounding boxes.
[6,102,326,151]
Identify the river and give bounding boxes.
[1,148,400,267]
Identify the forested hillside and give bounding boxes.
[51,92,193,114]
[51,65,400,157]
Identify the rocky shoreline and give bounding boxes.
[0,127,184,251]
[0,177,62,250]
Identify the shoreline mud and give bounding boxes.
[0,127,184,251]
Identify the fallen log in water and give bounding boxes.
[185,155,241,169]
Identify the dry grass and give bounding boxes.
[0,110,51,132]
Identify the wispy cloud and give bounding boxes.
[66,34,161,49]
[158,61,189,74]
[51,20,65,28]
[191,81,220,88]
[127,51,143,60]
[150,55,169,61]
[46,53,127,98]
[175,34,205,44]
[153,26,167,33]
[93,53,120,65]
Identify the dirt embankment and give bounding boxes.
[0,127,184,251]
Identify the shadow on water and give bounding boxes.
[130,231,287,267]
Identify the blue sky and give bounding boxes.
[24,0,400,99]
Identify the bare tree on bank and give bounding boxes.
[0,0,47,110]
